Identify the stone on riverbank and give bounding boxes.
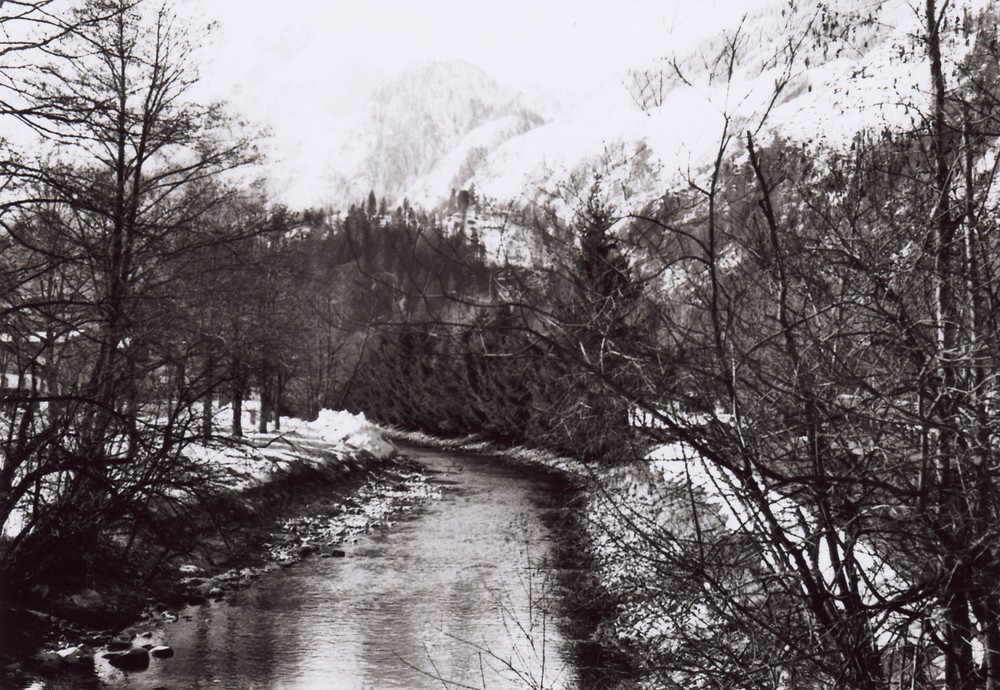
[56,646,91,665]
[68,589,104,612]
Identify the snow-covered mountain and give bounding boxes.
[285,0,993,221]
[320,60,545,208]
[444,0,927,212]
[371,0,992,216]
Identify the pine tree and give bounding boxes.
[563,179,643,460]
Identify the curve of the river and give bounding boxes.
[87,447,580,689]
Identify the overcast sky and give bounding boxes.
[190,0,770,110]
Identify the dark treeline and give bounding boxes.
[340,184,653,463]
[284,193,493,419]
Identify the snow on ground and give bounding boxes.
[646,441,902,602]
[2,405,396,539]
[580,439,911,676]
[184,405,397,492]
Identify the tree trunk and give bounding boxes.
[231,356,243,438]
[273,372,282,431]
[201,391,212,440]
[258,368,269,434]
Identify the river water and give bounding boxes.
[61,448,581,689]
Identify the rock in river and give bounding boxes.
[107,647,150,671]
[150,645,174,659]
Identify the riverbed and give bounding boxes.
[27,447,584,689]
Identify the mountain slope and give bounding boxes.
[322,60,544,207]
[402,0,992,214]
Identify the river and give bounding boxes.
[32,447,586,689]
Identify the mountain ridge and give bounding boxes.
[320,60,545,209]
[312,0,995,218]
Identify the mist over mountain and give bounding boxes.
[311,0,992,218]
[319,60,545,208]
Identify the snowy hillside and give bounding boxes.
[269,0,997,220]
[401,112,543,209]
[400,0,991,213]
[320,60,544,208]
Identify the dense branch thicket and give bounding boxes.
[0,0,280,601]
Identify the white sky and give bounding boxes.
[192,0,769,102]
[180,0,776,206]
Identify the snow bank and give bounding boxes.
[646,442,902,605]
[284,409,396,459]
[583,439,910,677]
[2,407,396,540]
[184,408,395,493]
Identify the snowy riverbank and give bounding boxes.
[2,409,436,686]
[184,406,399,488]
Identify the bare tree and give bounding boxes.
[0,0,257,595]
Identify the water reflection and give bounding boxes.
[86,450,577,689]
